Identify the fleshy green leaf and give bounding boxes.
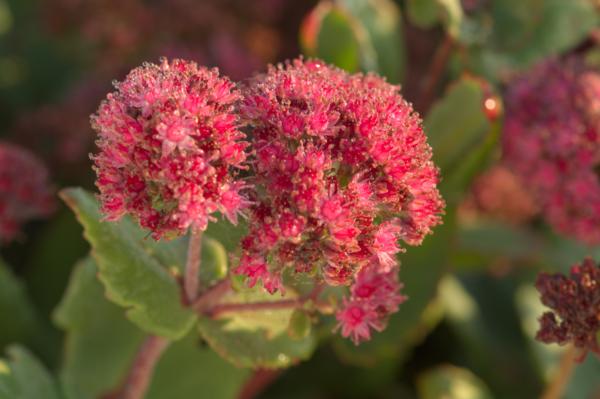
[0,346,62,399]
[205,219,247,253]
[456,221,600,272]
[23,209,88,317]
[443,276,542,397]
[54,257,249,399]
[141,231,229,288]
[0,260,38,351]
[436,0,464,39]
[338,0,406,82]
[60,188,196,339]
[53,257,145,399]
[136,223,230,287]
[288,310,312,340]
[316,6,361,72]
[494,0,596,60]
[147,334,250,399]
[198,237,229,286]
[20,210,89,366]
[454,221,541,270]
[425,76,491,175]
[406,0,466,40]
[439,120,499,205]
[416,364,493,399]
[197,285,317,369]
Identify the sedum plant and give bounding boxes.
[1,1,599,398]
[57,56,444,398]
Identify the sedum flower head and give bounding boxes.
[236,58,444,343]
[536,258,600,358]
[92,58,249,239]
[503,58,600,244]
[0,142,55,243]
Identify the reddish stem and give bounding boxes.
[204,283,330,317]
[209,299,300,317]
[417,34,455,113]
[192,278,233,312]
[540,345,579,399]
[184,228,203,304]
[120,336,170,399]
[237,369,282,399]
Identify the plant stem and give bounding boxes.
[184,228,203,304]
[192,278,232,311]
[121,336,170,399]
[541,345,579,399]
[417,34,455,113]
[204,283,331,317]
[209,298,300,316]
[237,369,282,399]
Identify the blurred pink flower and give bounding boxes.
[461,164,539,224]
[0,142,55,243]
[503,58,600,244]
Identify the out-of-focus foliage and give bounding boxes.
[0,260,37,351]
[0,346,62,399]
[425,77,491,173]
[408,0,599,81]
[54,257,145,399]
[301,0,405,82]
[416,364,493,399]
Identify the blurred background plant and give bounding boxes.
[0,0,599,398]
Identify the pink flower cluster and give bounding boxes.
[236,59,444,343]
[536,258,600,358]
[336,265,406,344]
[92,58,248,239]
[0,142,55,243]
[503,58,600,245]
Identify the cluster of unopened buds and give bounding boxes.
[536,258,600,359]
[92,57,444,344]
